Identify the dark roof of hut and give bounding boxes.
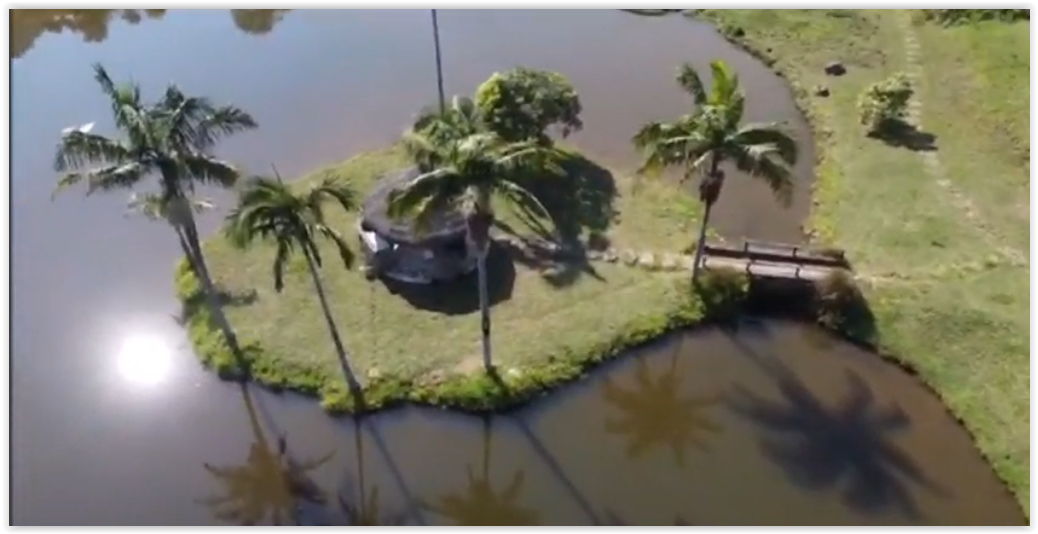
[360,167,468,247]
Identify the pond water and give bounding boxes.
[10,9,1023,525]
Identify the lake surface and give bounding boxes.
[10,9,1023,525]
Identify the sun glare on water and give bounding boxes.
[116,334,173,385]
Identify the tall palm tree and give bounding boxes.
[386,132,560,370]
[223,174,360,389]
[54,63,257,350]
[632,59,799,282]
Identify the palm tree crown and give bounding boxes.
[387,131,559,244]
[633,59,798,204]
[54,63,256,203]
[224,176,357,292]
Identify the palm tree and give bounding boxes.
[406,95,485,172]
[53,63,257,351]
[632,59,799,281]
[599,340,724,467]
[386,132,560,370]
[223,174,360,389]
[199,384,333,525]
[424,417,539,525]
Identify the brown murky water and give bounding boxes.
[10,9,1023,525]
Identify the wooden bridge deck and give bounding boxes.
[700,240,849,282]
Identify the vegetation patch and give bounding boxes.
[699,9,1030,513]
[177,145,713,414]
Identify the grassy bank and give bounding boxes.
[699,9,1030,512]
[178,145,726,413]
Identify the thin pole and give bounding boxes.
[431,9,446,113]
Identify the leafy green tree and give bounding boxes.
[475,67,583,145]
[224,175,360,388]
[53,63,257,350]
[387,132,560,370]
[632,59,798,281]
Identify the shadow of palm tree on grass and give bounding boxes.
[174,286,258,327]
[498,152,617,288]
[725,347,946,518]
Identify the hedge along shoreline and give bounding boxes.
[176,255,762,415]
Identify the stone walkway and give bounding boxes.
[897,13,1026,267]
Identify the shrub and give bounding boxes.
[694,267,750,320]
[474,67,583,144]
[918,9,1028,26]
[813,269,875,343]
[858,73,914,134]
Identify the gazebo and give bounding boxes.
[357,167,477,284]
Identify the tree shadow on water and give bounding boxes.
[198,384,334,525]
[381,242,516,315]
[726,360,947,518]
[599,337,726,467]
[422,416,540,526]
[868,119,938,152]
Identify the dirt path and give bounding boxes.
[896,13,1026,266]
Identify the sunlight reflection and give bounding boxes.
[116,334,172,385]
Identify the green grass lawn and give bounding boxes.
[185,145,710,412]
[700,9,1030,513]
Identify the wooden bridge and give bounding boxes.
[700,240,850,282]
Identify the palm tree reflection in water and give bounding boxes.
[600,337,725,466]
[198,385,333,525]
[424,416,540,525]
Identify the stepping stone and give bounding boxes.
[602,249,619,263]
[660,254,681,271]
[586,249,604,261]
[620,249,639,266]
[637,252,658,269]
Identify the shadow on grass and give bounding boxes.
[722,333,947,518]
[381,241,516,315]
[498,153,617,288]
[869,119,938,152]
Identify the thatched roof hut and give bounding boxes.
[359,167,468,247]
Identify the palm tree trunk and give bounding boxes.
[476,248,492,370]
[691,202,714,283]
[691,156,722,284]
[302,249,360,391]
[431,9,446,113]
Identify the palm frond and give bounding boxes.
[55,162,147,197]
[731,122,799,165]
[386,168,456,220]
[53,131,132,171]
[197,105,258,148]
[315,224,354,270]
[307,177,358,217]
[730,143,794,206]
[494,179,553,224]
[708,60,740,105]
[182,154,240,188]
[676,63,708,105]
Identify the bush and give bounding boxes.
[474,67,583,144]
[813,270,875,343]
[918,9,1028,26]
[857,73,914,134]
[694,267,750,320]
